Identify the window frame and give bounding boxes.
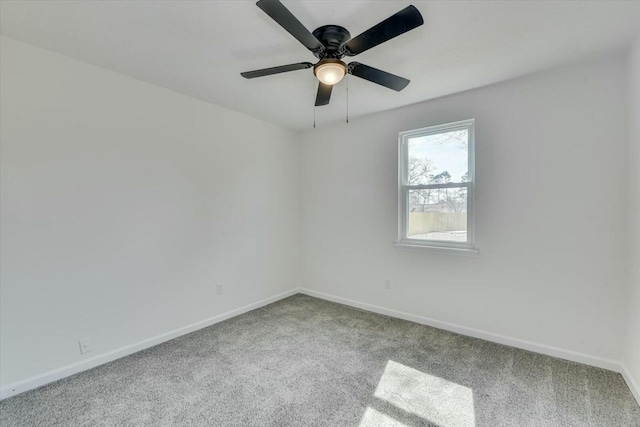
[395,119,478,255]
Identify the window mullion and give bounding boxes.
[405,182,470,191]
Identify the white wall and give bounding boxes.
[625,32,640,399]
[0,36,300,389]
[299,54,630,362]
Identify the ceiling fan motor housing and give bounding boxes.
[311,25,351,59]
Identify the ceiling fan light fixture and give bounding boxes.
[314,60,347,86]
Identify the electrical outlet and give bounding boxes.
[216,283,223,295]
[79,337,93,354]
[385,279,391,290]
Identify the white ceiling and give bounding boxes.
[2,1,640,131]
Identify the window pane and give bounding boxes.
[407,129,469,184]
[407,187,467,242]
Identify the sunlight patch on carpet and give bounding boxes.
[371,360,476,427]
[359,407,409,427]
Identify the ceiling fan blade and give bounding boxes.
[342,5,423,56]
[256,0,325,54]
[348,62,410,91]
[241,62,313,79]
[315,82,332,106]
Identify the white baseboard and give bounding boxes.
[298,288,639,402]
[0,288,299,401]
[620,364,640,407]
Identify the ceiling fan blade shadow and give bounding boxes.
[241,62,313,79]
[348,62,410,91]
[315,82,333,106]
[342,5,423,56]
[256,0,325,54]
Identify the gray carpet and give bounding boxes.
[1,294,639,426]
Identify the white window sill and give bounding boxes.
[393,242,479,257]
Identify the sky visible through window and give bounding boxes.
[408,130,468,183]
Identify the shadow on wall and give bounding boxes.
[359,360,476,427]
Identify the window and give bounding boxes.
[396,119,477,254]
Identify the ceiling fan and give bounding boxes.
[241,0,424,106]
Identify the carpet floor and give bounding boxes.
[1,294,639,426]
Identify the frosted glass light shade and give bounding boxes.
[314,60,347,85]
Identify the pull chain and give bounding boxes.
[312,76,316,129]
[346,74,349,124]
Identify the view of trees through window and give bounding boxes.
[406,129,469,243]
